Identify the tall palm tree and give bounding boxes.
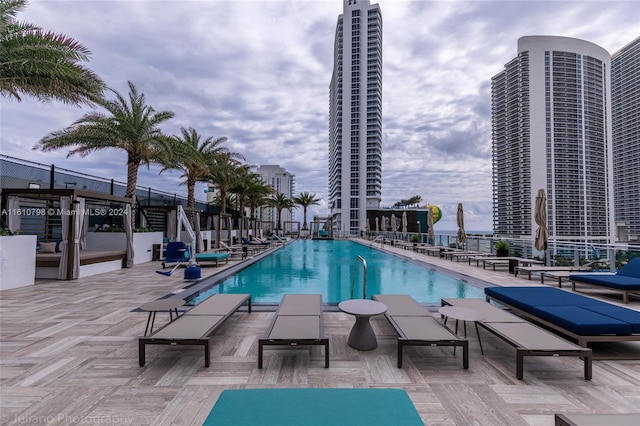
[293,192,322,230]
[1,0,104,104]
[34,81,175,210]
[266,192,296,232]
[160,127,235,227]
[207,153,243,247]
[246,179,273,223]
[230,168,262,239]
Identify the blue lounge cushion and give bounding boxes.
[532,306,632,335]
[616,258,640,278]
[582,305,640,333]
[484,286,605,313]
[195,253,229,261]
[569,274,640,290]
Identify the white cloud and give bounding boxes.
[2,0,637,231]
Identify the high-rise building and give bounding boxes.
[491,36,615,248]
[612,37,640,243]
[329,0,382,235]
[255,165,296,230]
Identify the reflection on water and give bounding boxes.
[190,240,485,304]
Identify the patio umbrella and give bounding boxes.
[534,188,549,251]
[365,218,370,233]
[391,214,397,234]
[375,217,379,232]
[457,203,467,245]
[427,209,435,241]
[402,211,408,236]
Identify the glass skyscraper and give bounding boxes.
[491,36,615,247]
[612,37,640,243]
[329,0,382,235]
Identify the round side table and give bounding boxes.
[139,298,185,336]
[338,299,387,350]
[438,306,486,354]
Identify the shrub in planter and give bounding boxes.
[495,240,510,257]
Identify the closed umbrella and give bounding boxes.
[402,211,408,236]
[365,218,370,234]
[427,209,435,242]
[534,188,549,251]
[391,214,397,234]
[457,203,467,246]
[375,217,379,233]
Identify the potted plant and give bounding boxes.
[495,240,510,257]
[411,234,419,247]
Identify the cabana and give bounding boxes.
[2,188,133,280]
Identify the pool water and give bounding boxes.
[189,240,485,304]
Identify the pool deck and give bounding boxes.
[1,240,639,425]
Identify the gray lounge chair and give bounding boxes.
[555,413,640,426]
[258,294,329,368]
[372,294,468,368]
[138,293,251,367]
[442,298,592,380]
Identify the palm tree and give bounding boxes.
[207,153,243,247]
[160,127,236,227]
[1,0,105,104]
[266,192,296,232]
[34,81,175,211]
[293,192,321,230]
[228,165,255,240]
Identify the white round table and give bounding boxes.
[438,306,486,354]
[338,299,387,350]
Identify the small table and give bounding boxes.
[438,306,486,354]
[338,299,387,350]
[139,298,185,336]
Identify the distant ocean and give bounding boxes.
[438,230,493,236]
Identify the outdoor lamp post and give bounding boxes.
[417,221,421,244]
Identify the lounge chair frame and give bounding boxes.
[484,293,640,359]
[372,294,468,369]
[138,294,251,367]
[442,298,592,380]
[258,294,329,368]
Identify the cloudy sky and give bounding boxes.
[2,0,638,231]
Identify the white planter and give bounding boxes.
[132,232,163,264]
[0,235,37,290]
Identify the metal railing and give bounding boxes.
[350,255,367,299]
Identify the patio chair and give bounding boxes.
[139,293,251,367]
[258,294,329,368]
[372,294,468,368]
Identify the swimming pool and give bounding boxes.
[188,240,486,304]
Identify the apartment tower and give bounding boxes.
[255,165,295,231]
[491,36,615,248]
[612,37,640,243]
[329,0,382,235]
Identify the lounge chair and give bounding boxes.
[555,413,640,426]
[241,236,270,246]
[442,298,592,380]
[484,286,640,359]
[371,294,468,369]
[569,258,640,303]
[193,252,229,266]
[516,265,592,280]
[138,293,251,367]
[258,294,329,368]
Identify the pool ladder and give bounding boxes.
[350,255,368,299]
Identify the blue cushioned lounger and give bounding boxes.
[569,258,640,303]
[485,286,640,358]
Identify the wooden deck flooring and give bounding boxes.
[1,241,639,425]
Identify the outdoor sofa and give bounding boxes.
[258,294,329,368]
[372,294,469,369]
[139,293,251,367]
[484,286,640,359]
[569,258,640,303]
